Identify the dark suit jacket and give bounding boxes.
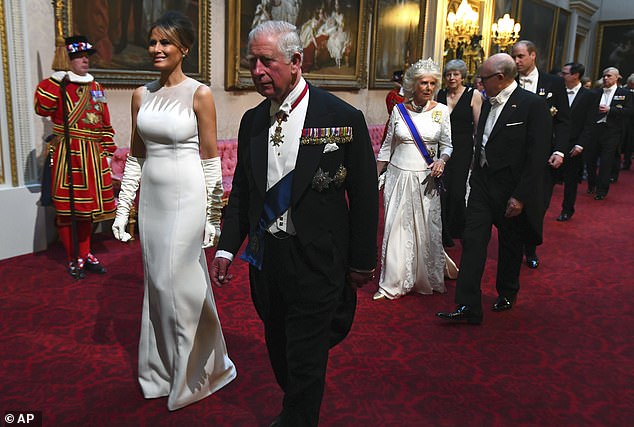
[219,84,378,327]
[473,85,552,244]
[519,72,571,154]
[592,86,634,133]
[569,87,600,148]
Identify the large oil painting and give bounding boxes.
[226,0,368,89]
[369,0,425,89]
[595,20,634,82]
[61,0,209,86]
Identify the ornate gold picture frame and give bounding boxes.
[225,0,369,90]
[59,0,210,86]
[595,20,634,82]
[369,0,426,89]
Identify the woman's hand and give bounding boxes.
[430,158,446,177]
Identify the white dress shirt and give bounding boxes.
[480,81,518,166]
[519,68,539,93]
[597,85,617,123]
[266,77,310,235]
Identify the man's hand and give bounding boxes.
[211,257,233,287]
[505,197,524,218]
[548,153,563,169]
[348,269,375,289]
[569,146,583,157]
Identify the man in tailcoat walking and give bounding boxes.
[436,53,551,324]
[557,62,600,220]
[211,20,378,427]
[511,40,570,269]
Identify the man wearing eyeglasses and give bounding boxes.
[511,40,570,269]
[436,53,551,324]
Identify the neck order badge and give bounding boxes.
[270,83,308,147]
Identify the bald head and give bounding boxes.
[485,54,517,79]
[479,53,517,97]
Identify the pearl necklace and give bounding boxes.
[411,100,429,113]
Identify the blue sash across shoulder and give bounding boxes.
[240,170,295,270]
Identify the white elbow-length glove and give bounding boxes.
[201,157,224,248]
[112,156,143,242]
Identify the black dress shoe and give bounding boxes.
[594,194,606,200]
[85,261,107,274]
[68,261,86,279]
[492,296,516,312]
[556,212,573,222]
[269,416,281,427]
[526,255,539,269]
[586,187,596,194]
[85,253,107,274]
[436,305,483,324]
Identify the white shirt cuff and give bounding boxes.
[215,250,234,262]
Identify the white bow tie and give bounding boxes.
[521,77,532,86]
[489,96,502,106]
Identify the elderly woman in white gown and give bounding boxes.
[375,58,457,300]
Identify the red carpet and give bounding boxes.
[1,171,633,426]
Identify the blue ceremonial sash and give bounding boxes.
[396,103,444,192]
[396,103,434,166]
[240,170,295,270]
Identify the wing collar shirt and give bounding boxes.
[567,83,581,106]
[482,80,517,148]
[597,84,617,123]
[520,67,539,93]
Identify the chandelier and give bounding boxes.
[491,14,521,51]
[445,0,479,50]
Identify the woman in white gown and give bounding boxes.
[112,11,236,410]
[375,58,456,300]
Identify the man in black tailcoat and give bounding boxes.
[556,62,601,221]
[585,66,634,200]
[436,53,551,324]
[210,20,378,427]
[511,40,571,269]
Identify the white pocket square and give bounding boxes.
[506,121,524,126]
[323,143,339,153]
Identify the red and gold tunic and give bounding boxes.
[34,71,116,223]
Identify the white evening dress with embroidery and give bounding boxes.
[135,77,236,410]
[377,103,455,299]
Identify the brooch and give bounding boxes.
[549,106,558,117]
[83,112,100,124]
[432,110,442,123]
[333,165,347,188]
[312,168,333,192]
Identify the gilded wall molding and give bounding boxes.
[0,0,17,186]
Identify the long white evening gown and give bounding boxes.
[135,77,236,410]
[377,103,454,299]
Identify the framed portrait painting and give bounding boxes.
[369,0,425,89]
[518,0,556,72]
[60,0,210,86]
[595,20,634,82]
[226,0,369,90]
